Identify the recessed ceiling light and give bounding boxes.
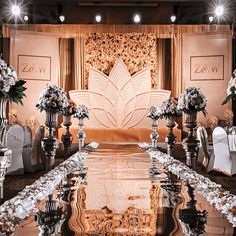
[59,15,65,23]
[170,15,176,23]
[23,15,29,21]
[95,14,102,23]
[215,5,224,16]
[133,14,141,23]
[209,16,214,22]
[11,5,21,16]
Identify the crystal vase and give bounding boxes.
[150,119,159,148]
[42,111,59,171]
[61,115,73,159]
[165,117,176,156]
[182,112,199,169]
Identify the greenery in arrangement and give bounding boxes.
[147,106,161,120]
[222,69,236,105]
[36,84,69,113]
[160,97,182,119]
[177,86,207,116]
[0,58,26,104]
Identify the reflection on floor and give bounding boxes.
[12,144,234,235]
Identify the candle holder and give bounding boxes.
[147,106,161,148]
[150,119,159,148]
[61,115,73,159]
[42,111,59,171]
[182,112,199,170]
[165,117,176,156]
[74,105,89,152]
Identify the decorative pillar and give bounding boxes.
[74,105,89,152]
[150,119,159,148]
[61,115,73,159]
[182,112,199,170]
[41,111,59,171]
[165,117,176,156]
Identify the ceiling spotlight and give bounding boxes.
[215,5,224,16]
[95,14,102,23]
[209,16,214,22]
[170,15,176,23]
[59,15,65,23]
[23,15,29,21]
[11,4,21,16]
[133,14,141,23]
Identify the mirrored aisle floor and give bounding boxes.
[14,144,235,236]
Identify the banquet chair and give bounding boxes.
[196,126,214,170]
[22,125,45,172]
[211,127,236,176]
[6,125,24,175]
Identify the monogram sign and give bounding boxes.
[190,55,224,81]
[17,55,51,81]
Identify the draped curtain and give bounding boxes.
[3,24,231,96]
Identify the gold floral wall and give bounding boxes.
[85,33,158,89]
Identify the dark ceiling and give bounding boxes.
[0,0,236,25]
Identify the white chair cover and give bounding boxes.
[22,125,32,147]
[196,127,208,164]
[197,126,214,170]
[6,125,24,174]
[212,127,236,176]
[22,125,45,172]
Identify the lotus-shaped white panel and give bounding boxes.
[70,59,170,128]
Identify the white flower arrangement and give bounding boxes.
[223,69,236,105]
[0,142,99,235]
[74,105,89,120]
[36,84,69,113]
[147,106,161,120]
[61,99,77,116]
[160,97,182,119]
[0,58,17,93]
[0,58,26,104]
[141,146,236,227]
[177,87,207,116]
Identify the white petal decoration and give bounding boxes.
[69,59,171,128]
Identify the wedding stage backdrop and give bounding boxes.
[3,24,232,127]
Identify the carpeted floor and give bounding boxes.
[2,143,236,204]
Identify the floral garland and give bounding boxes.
[0,142,99,235]
[160,97,182,119]
[74,104,89,120]
[139,143,236,227]
[177,87,207,116]
[147,106,161,120]
[0,58,26,104]
[222,69,236,105]
[36,84,69,113]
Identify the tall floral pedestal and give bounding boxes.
[165,117,176,156]
[0,100,12,199]
[77,118,86,152]
[150,119,159,148]
[41,112,59,171]
[61,115,73,160]
[182,112,199,170]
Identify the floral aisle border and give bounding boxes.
[0,142,99,235]
[85,33,158,89]
[139,143,236,227]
